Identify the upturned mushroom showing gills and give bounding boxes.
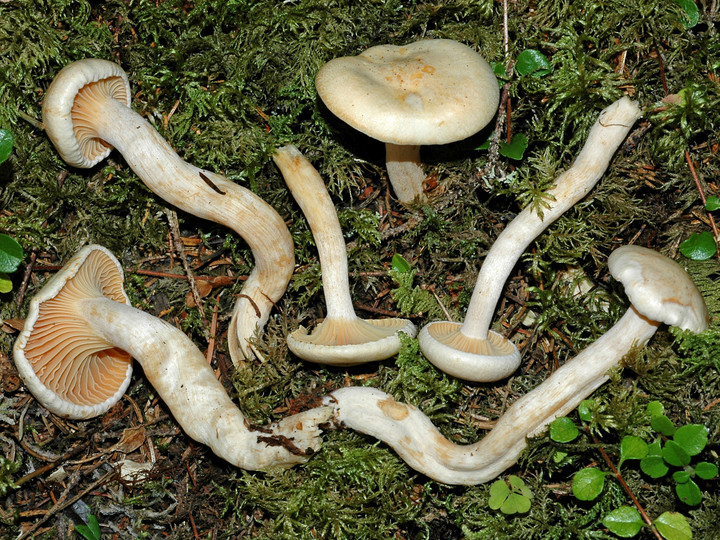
[323,246,708,484]
[273,145,416,365]
[419,97,642,382]
[41,58,294,365]
[315,39,499,204]
[13,245,330,470]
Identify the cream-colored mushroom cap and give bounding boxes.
[13,245,133,419]
[42,58,131,168]
[315,39,499,146]
[608,245,709,333]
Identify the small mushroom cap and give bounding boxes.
[418,321,521,381]
[288,317,417,366]
[608,245,709,333]
[13,245,133,419]
[315,39,499,146]
[42,58,131,168]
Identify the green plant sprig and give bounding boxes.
[549,398,716,539]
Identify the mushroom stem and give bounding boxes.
[462,97,642,339]
[418,97,642,381]
[272,146,355,321]
[326,245,708,484]
[384,143,425,203]
[43,60,294,365]
[272,145,416,365]
[82,295,329,470]
[13,245,328,470]
[325,308,658,485]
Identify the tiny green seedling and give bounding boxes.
[680,196,719,260]
[389,253,441,319]
[74,514,101,540]
[488,475,532,515]
[550,399,715,539]
[0,129,23,293]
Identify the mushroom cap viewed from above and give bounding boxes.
[608,245,709,333]
[41,58,296,365]
[13,245,133,419]
[316,39,499,204]
[315,39,499,146]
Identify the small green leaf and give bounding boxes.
[694,461,718,480]
[0,273,12,293]
[491,61,507,79]
[515,49,551,77]
[391,253,411,274]
[646,401,665,417]
[549,416,579,443]
[680,231,716,261]
[74,514,101,540]
[673,424,708,456]
[578,399,595,422]
[672,0,700,28]
[673,470,691,484]
[663,440,691,468]
[706,196,720,212]
[499,133,528,160]
[654,512,692,540]
[508,475,532,498]
[620,436,649,465]
[0,234,23,274]
[602,506,644,538]
[572,467,605,501]
[676,479,703,506]
[502,492,531,514]
[641,455,670,479]
[651,414,676,437]
[488,479,510,510]
[553,450,569,463]
[0,129,12,164]
[676,477,703,507]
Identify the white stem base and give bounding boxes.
[326,307,658,484]
[85,297,330,470]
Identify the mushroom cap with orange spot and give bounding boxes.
[315,39,499,146]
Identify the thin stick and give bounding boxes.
[164,209,210,339]
[586,427,664,540]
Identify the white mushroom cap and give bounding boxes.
[608,245,709,332]
[288,317,416,365]
[418,323,520,381]
[42,58,131,168]
[315,39,499,146]
[13,245,133,419]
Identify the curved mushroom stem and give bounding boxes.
[69,74,294,364]
[83,296,329,470]
[325,306,659,485]
[385,143,425,203]
[419,97,642,381]
[273,145,415,365]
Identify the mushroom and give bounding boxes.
[273,145,416,365]
[323,245,709,484]
[41,58,294,365]
[315,39,499,204]
[13,245,330,470]
[419,97,642,381]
